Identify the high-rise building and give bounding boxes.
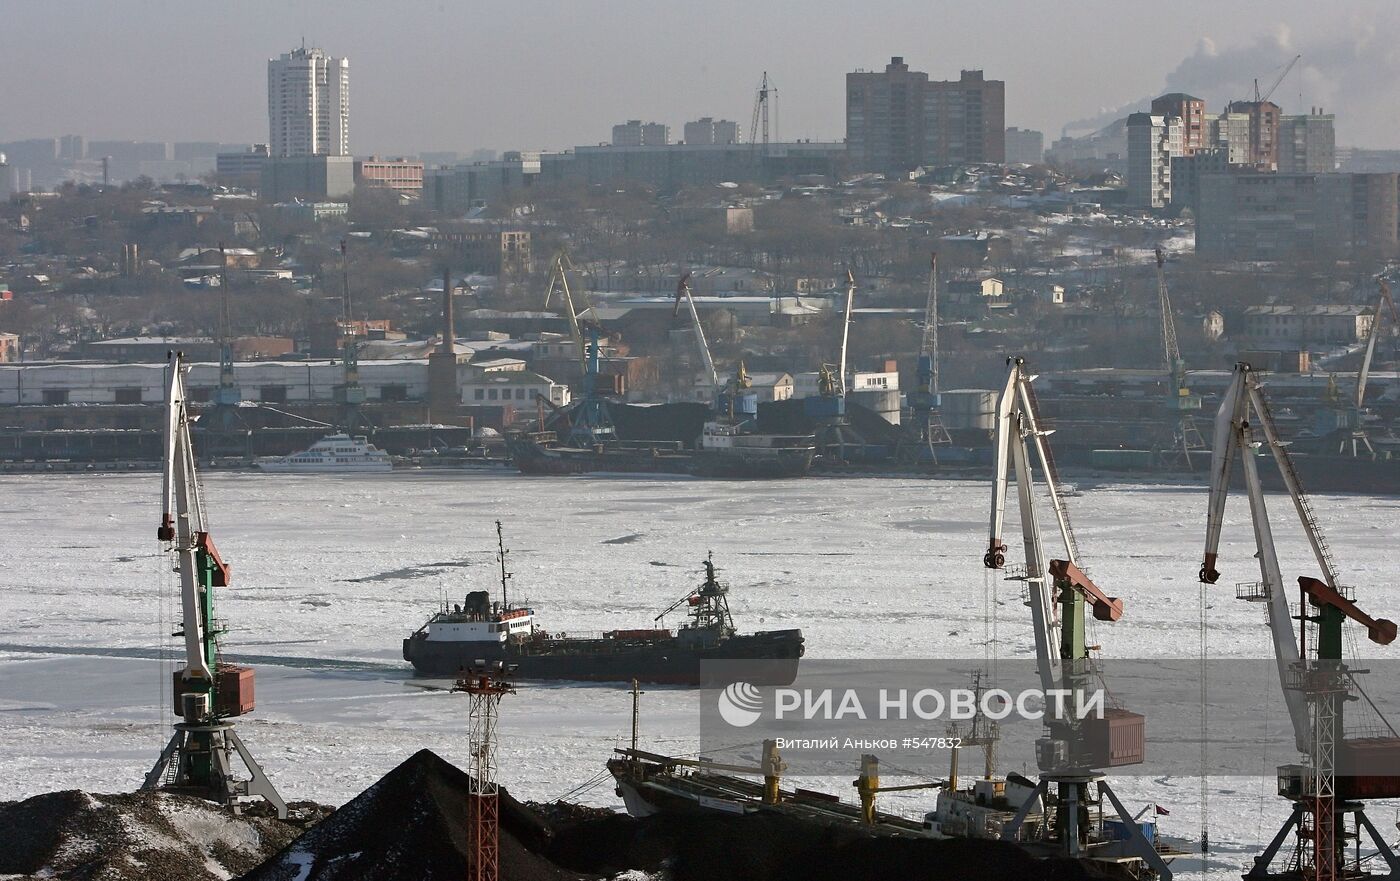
[1207,112,1253,165]
[846,58,1004,174]
[267,46,350,158]
[1224,100,1281,170]
[683,118,741,145]
[1126,113,1182,208]
[924,69,1005,165]
[1150,94,1207,155]
[1278,111,1336,174]
[611,120,669,147]
[1004,127,1044,165]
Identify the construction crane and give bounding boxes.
[144,353,286,817]
[673,272,720,395]
[1152,248,1204,468]
[1253,54,1302,104]
[541,252,613,446]
[750,72,776,153]
[896,253,951,463]
[984,357,1166,877]
[1199,362,1400,881]
[1332,279,1399,457]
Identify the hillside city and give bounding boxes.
[2,48,1397,471]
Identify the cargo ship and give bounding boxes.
[402,527,803,684]
[505,427,813,479]
[607,675,1181,880]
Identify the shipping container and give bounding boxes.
[1081,708,1145,767]
[169,663,255,717]
[1339,737,1400,798]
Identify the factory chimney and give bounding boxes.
[427,266,461,423]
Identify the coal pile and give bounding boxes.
[0,788,309,881]
[758,399,903,446]
[242,749,588,881]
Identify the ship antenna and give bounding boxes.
[496,520,511,609]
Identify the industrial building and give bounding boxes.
[539,141,847,190]
[354,157,424,193]
[0,358,569,412]
[260,154,355,201]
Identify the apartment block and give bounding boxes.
[683,118,741,145]
[1149,93,1207,154]
[1196,172,1400,260]
[611,120,670,147]
[1004,127,1044,165]
[1126,113,1182,208]
[268,46,350,157]
[1277,112,1336,174]
[846,59,1004,174]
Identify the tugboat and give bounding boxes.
[256,433,393,473]
[402,524,803,684]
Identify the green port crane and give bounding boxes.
[144,352,285,817]
[1200,362,1400,881]
[984,356,1166,878]
[1152,248,1204,469]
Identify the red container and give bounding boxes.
[1081,708,1145,767]
[170,664,255,717]
[1339,738,1400,799]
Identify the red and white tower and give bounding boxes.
[453,664,516,881]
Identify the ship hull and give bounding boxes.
[508,436,812,479]
[403,628,803,685]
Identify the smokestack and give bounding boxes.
[439,266,454,355]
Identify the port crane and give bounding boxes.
[984,356,1167,877]
[896,253,952,464]
[1200,362,1400,881]
[335,237,369,434]
[673,272,721,395]
[1331,279,1399,457]
[805,270,864,460]
[1152,247,1205,468]
[144,353,286,817]
[542,252,614,446]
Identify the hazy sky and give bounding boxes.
[3,0,1399,153]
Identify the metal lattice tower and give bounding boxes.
[454,666,516,881]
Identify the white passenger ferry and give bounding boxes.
[256,434,394,473]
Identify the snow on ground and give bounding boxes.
[2,471,1399,880]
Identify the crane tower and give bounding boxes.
[454,664,517,881]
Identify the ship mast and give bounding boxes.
[495,520,511,610]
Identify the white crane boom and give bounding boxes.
[673,273,719,390]
[160,357,213,686]
[1200,363,1314,752]
[837,270,855,396]
[1154,248,1181,376]
[1356,279,1398,410]
[543,253,588,367]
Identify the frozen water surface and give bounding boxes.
[2,471,1398,878]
